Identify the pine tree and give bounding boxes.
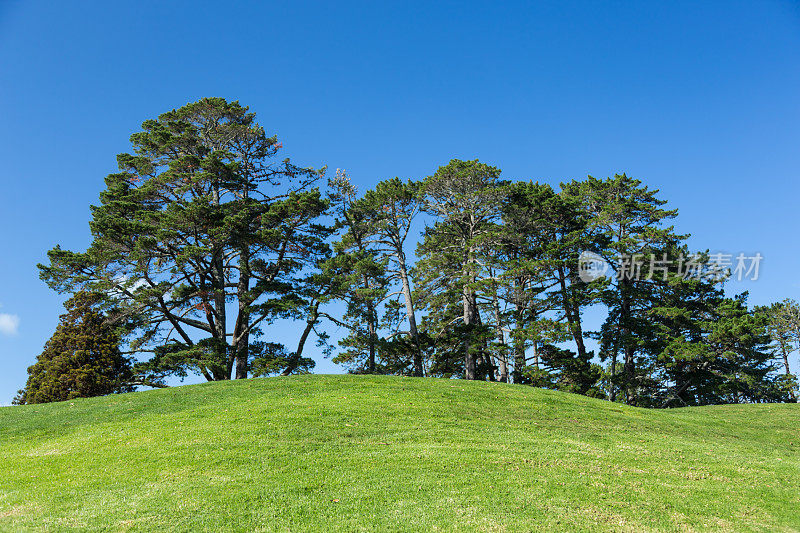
[326,170,389,373]
[574,174,682,404]
[700,296,782,404]
[39,98,330,382]
[522,344,604,397]
[416,159,506,380]
[357,178,425,376]
[15,292,133,405]
[636,248,727,406]
[763,299,799,401]
[500,181,601,383]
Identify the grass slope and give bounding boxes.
[1,375,798,532]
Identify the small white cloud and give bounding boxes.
[0,313,20,336]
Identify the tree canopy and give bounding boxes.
[27,98,797,407]
[40,98,329,382]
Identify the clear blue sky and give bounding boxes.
[1,1,799,404]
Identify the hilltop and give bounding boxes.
[1,375,798,532]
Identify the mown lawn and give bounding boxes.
[1,375,798,532]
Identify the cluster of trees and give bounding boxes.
[17,98,799,407]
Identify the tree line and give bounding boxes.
[16,98,800,407]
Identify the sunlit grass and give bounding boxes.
[1,375,798,531]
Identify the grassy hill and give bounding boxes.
[1,375,798,532]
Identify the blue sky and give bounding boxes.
[1,1,799,404]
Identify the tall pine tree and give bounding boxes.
[39,98,329,382]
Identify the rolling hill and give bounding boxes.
[1,375,798,532]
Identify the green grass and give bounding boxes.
[1,375,798,532]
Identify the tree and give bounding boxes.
[574,174,682,404]
[499,181,601,383]
[14,292,134,405]
[358,177,425,376]
[764,299,800,401]
[326,170,389,373]
[640,253,790,407]
[275,259,339,377]
[636,248,727,406]
[665,295,787,405]
[699,297,784,404]
[522,344,604,397]
[417,159,505,380]
[39,98,329,382]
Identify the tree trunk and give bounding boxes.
[491,285,508,382]
[511,280,527,384]
[497,354,508,383]
[234,245,250,379]
[781,345,797,401]
[211,184,229,379]
[282,301,319,376]
[397,256,423,377]
[234,332,249,379]
[556,266,588,360]
[463,284,476,380]
[474,306,493,380]
[233,177,252,380]
[620,276,635,404]
[782,346,792,376]
[513,328,526,384]
[367,302,376,373]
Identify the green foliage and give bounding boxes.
[655,292,788,406]
[416,159,507,380]
[499,180,603,383]
[325,170,390,373]
[38,98,330,382]
[574,174,684,404]
[522,344,604,397]
[250,341,316,377]
[30,103,797,407]
[15,292,133,404]
[358,177,425,376]
[762,299,800,401]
